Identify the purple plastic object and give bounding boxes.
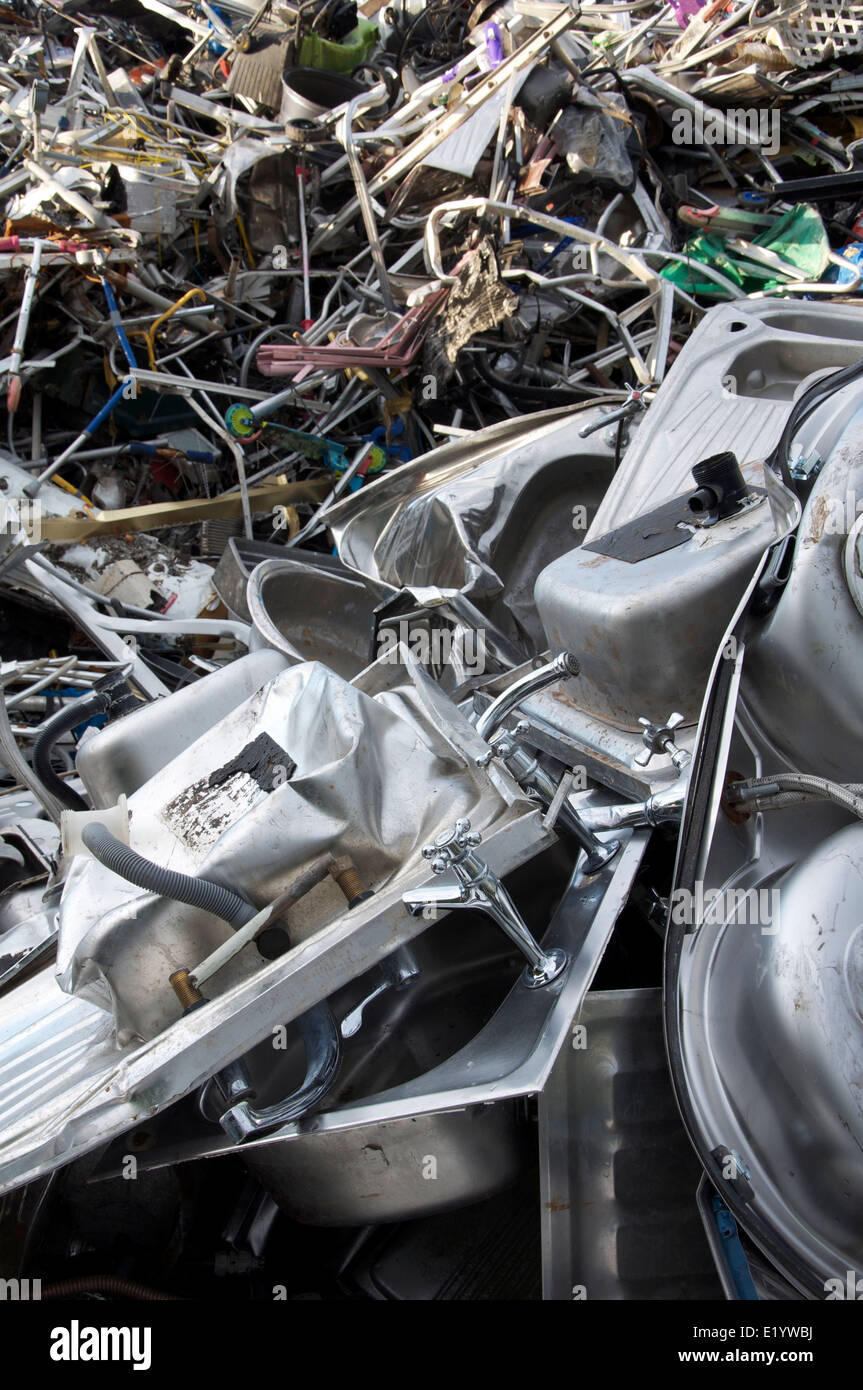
[484,21,504,67]
[669,0,704,27]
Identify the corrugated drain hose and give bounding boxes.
[41,1276,181,1301]
[81,824,341,1137]
[81,823,256,928]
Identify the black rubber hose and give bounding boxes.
[81,823,256,929]
[32,690,108,813]
[475,352,599,403]
[768,355,863,490]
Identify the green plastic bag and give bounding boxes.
[661,203,830,298]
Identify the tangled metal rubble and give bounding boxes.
[0,0,862,1306]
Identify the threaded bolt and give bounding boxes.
[331,857,373,909]
[169,968,205,1013]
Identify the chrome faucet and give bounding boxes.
[340,944,420,1039]
[402,818,567,989]
[477,721,620,873]
[474,650,580,741]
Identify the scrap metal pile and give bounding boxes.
[0,0,862,1304]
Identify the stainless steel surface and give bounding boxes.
[674,768,863,1291]
[77,649,289,807]
[244,1105,531,1227]
[743,402,863,782]
[666,471,863,1291]
[539,988,721,1300]
[535,458,782,728]
[327,405,616,660]
[0,804,552,1199]
[60,654,534,1039]
[589,298,863,538]
[91,832,649,1228]
[245,555,389,679]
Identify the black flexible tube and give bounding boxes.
[32,690,108,813]
[475,353,600,403]
[81,824,256,929]
[768,355,863,490]
[41,1276,181,1301]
